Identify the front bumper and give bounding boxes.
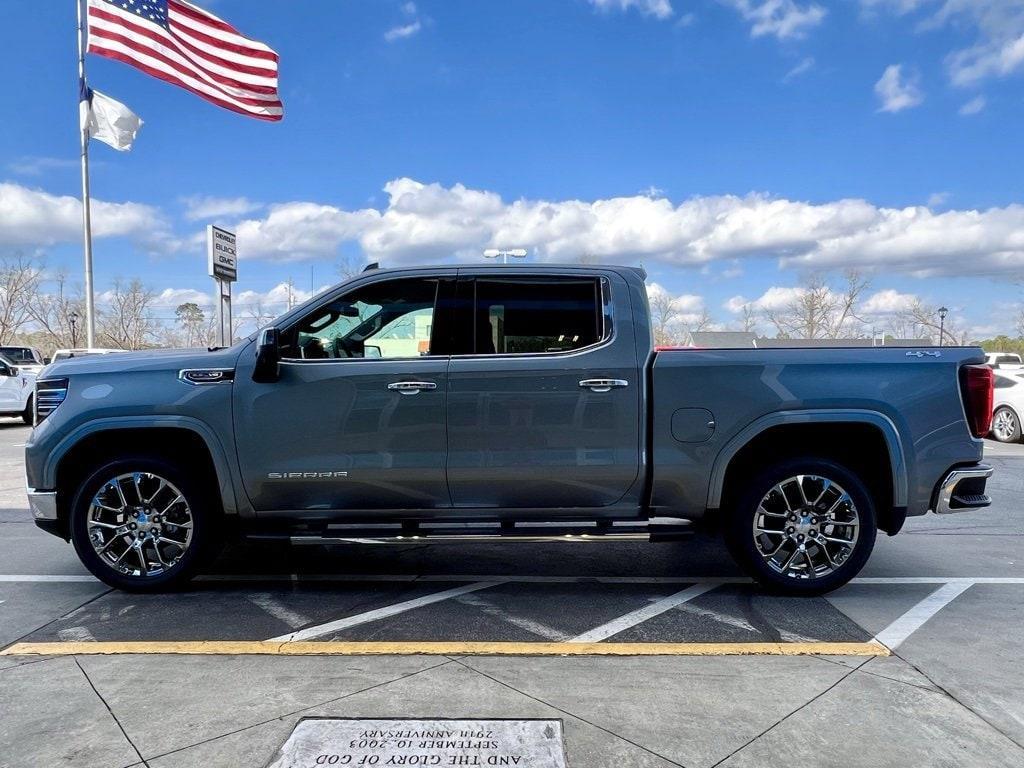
[933,465,993,514]
[27,488,57,521]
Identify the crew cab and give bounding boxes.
[25,265,995,594]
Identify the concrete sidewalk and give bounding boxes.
[2,650,1022,768]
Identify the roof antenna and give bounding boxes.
[362,262,379,272]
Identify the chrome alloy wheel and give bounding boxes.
[87,472,194,578]
[752,474,860,580]
[993,409,1018,442]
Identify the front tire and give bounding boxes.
[991,407,1021,443]
[21,395,33,425]
[70,456,215,592]
[723,458,877,596]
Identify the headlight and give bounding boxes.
[34,378,68,425]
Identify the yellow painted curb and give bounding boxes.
[1,640,890,657]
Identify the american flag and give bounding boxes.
[86,0,282,121]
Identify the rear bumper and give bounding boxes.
[932,465,993,514]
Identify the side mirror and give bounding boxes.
[253,327,281,383]
[43,357,51,365]
[0,365,11,377]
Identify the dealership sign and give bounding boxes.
[207,225,237,282]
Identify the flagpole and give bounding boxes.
[77,0,96,349]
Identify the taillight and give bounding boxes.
[959,365,994,438]
[34,378,68,425]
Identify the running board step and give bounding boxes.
[246,520,694,544]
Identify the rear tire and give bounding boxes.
[723,457,877,596]
[991,407,1021,443]
[69,455,217,592]
[21,395,32,425]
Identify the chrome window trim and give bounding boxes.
[450,275,615,361]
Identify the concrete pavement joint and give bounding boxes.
[75,658,151,768]
[127,657,459,765]
[890,649,1024,753]
[453,657,688,768]
[707,656,873,767]
[0,585,113,652]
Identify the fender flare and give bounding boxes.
[43,415,238,516]
[706,409,909,510]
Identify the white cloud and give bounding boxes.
[231,177,1024,278]
[181,195,262,221]
[721,1,826,40]
[152,288,213,308]
[384,21,421,42]
[782,56,815,82]
[959,94,987,115]
[861,288,919,314]
[861,1,1024,88]
[927,191,950,207]
[0,181,171,251]
[875,64,924,112]
[588,0,675,19]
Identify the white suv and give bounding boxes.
[992,372,1024,443]
[0,353,36,424]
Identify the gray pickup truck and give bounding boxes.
[25,264,995,595]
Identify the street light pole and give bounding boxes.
[69,311,79,348]
[938,306,948,347]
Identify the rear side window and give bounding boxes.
[470,277,605,355]
[994,375,1019,389]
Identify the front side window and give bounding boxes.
[280,278,438,360]
[470,277,605,355]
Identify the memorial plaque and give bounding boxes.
[266,718,567,768]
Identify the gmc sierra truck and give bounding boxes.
[25,264,995,595]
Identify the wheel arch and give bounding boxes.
[47,417,238,538]
[709,410,908,535]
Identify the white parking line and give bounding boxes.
[267,581,502,643]
[4,574,1024,585]
[247,593,311,629]
[872,581,973,650]
[569,584,717,643]
[0,575,98,583]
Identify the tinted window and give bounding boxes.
[280,278,439,360]
[0,347,38,364]
[996,355,1021,364]
[994,375,1019,389]
[471,278,603,355]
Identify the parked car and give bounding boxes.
[25,264,994,595]
[985,352,1023,371]
[991,372,1024,443]
[0,346,46,376]
[0,353,36,424]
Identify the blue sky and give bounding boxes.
[2,0,1023,338]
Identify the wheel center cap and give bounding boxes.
[794,513,814,535]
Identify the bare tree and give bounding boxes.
[98,279,159,350]
[1017,308,1024,339]
[764,271,869,339]
[649,290,682,346]
[337,255,368,280]
[739,303,758,333]
[27,270,85,349]
[0,254,43,344]
[893,299,966,345]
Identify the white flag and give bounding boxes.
[80,89,143,152]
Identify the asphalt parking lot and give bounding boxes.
[1,420,1022,768]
